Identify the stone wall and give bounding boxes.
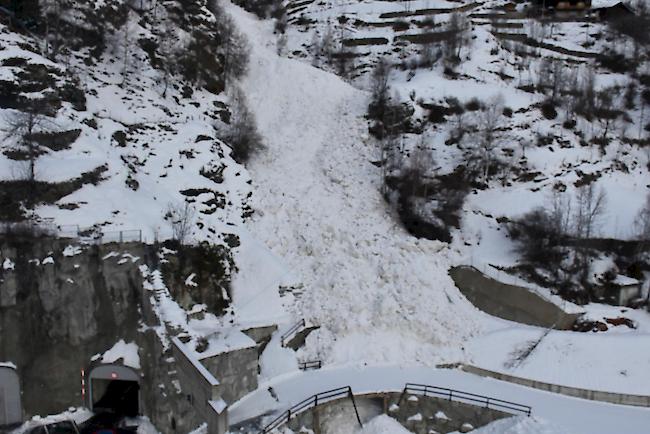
[286,392,511,434]
[386,392,509,434]
[200,346,259,404]
[242,325,277,355]
[172,338,222,417]
[172,338,231,434]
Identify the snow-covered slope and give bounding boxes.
[226,2,487,366]
[224,0,650,399]
[0,1,273,328]
[3,2,650,430]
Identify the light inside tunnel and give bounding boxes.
[89,365,141,418]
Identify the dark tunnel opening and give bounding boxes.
[91,379,139,418]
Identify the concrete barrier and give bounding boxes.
[0,364,22,428]
[285,391,510,434]
[449,266,581,329]
[455,364,650,408]
[172,338,228,434]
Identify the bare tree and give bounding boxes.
[221,86,263,163]
[41,0,65,59]
[636,193,650,240]
[166,201,196,245]
[220,14,250,86]
[549,190,573,236]
[321,24,336,64]
[120,12,140,87]
[467,95,504,183]
[155,14,176,97]
[444,12,471,61]
[2,109,48,185]
[549,59,565,103]
[574,184,607,239]
[594,88,621,141]
[409,138,437,198]
[641,88,650,139]
[310,31,323,67]
[370,57,391,111]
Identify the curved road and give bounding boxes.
[230,366,650,434]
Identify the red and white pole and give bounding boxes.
[81,369,86,407]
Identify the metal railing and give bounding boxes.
[259,386,362,433]
[93,229,143,244]
[281,319,306,347]
[0,222,142,244]
[401,383,532,416]
[298,360,322,371]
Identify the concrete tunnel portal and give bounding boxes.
[0,364,22,428]
[89,365,140,417]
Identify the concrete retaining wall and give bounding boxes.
[286,392,509,434]
[449,266,581,329]
[172,338,228,434]
[492,33,598,59]
[458,365,650,407]
[171,338,221,417]
[0,365,22,427]
[200,346,259,404]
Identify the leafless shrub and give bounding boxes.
[221,86,263,163]
[165,201,196,246]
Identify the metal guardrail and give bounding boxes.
[258,382,531,433]
[402,383,532,416]
[260,386,362,433]
[298,360,322,371]
[280,319,306,347]
[0,222,142,244]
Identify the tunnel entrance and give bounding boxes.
[89,365,140,417]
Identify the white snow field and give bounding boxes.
[226,0,484,368]
[220,2,650,432]
[228,366,650,434]
[225,0,650,396]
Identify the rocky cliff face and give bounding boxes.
[0,235,239,434]
[0,236,148,415]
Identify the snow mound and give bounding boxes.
[454,416,569,434]
[356,415,413,434]
[97,339,141,369]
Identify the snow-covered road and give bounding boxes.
[229,366,650,434]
